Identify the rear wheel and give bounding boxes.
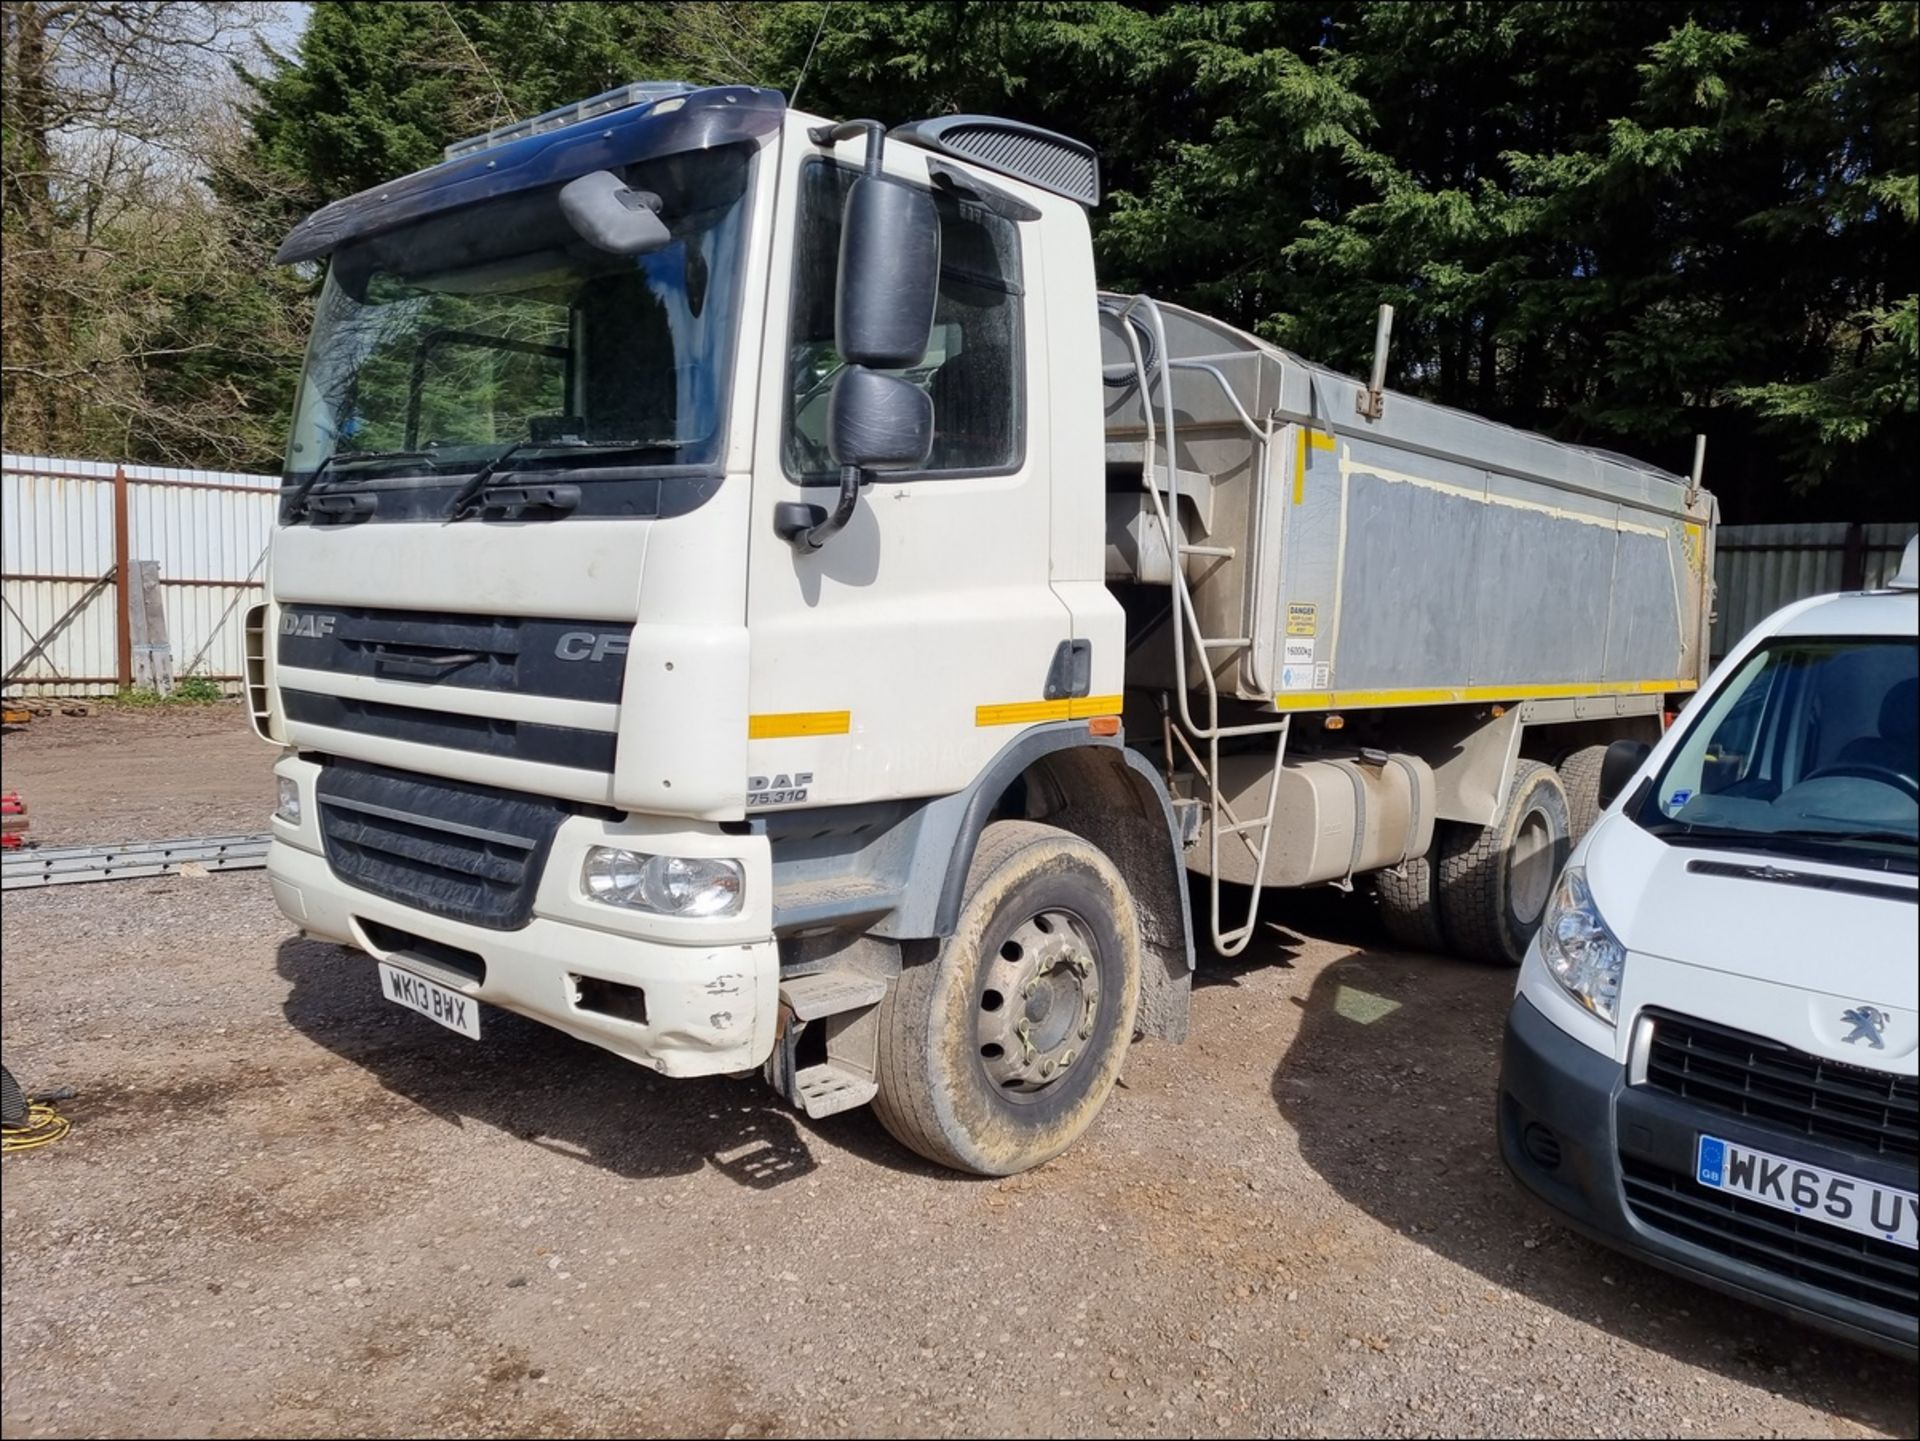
[1436,760,1571,965]
[1374,836,1445,953]
[871,821,1141,1175]
[1557,744,1611,843]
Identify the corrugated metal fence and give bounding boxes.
[2,453,279,698]
[3,452,1912,692]
[1712,521,1916,659]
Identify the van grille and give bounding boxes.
[1620,1156,1917,1315]
[1642,1009,1918,1162]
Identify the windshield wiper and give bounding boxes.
[1768,826,1919,846]
[1643,820,1918,865]
[282,449,437,520]
[447,438,686,520]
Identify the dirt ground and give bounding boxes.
[2,714,1915,1439]
[1,702,275,844]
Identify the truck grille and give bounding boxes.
[1643,1009,1918,1162]
[1620,1156,1918,1315]
[278,605,632,702]
[283,691,616,771]
[315,760,579,930]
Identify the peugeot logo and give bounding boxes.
[1840,1005,1890,1050]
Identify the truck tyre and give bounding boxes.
[1374,839,1445,953]
[1557,744,1610,842]
[871,820,1142,1175]
[1436,760,1571,966]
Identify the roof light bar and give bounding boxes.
[444,80,697,161]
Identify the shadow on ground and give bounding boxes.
[1269,936,1918,1429]
[274,935,951,1189]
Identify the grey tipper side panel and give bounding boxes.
[1099,296,1714,704]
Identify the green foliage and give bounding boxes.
[108,675,228,707]
[7,1,1914,517]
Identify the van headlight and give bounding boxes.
[1539,867,1625,1024]
[582,847,743,917]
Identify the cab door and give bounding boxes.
[743,122,1075,812]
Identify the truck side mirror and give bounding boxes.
[827,366,933,470]
[777,157,943,552]
[835,175,940,368]
[1597,740,1652,811]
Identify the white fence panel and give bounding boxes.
[2,453,279,697]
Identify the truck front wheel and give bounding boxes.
[872,820,1142,1175]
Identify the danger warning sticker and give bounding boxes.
[1286,603,1318,637]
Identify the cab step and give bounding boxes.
[793,1062,878,1118]
[779,969,888,1021]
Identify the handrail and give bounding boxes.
[1110,293,1290,956]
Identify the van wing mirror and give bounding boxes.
[1597,740,1652,811]
[559,170,671,257]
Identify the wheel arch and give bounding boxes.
[763,723,1195,1041]
[911,725,1194,1042]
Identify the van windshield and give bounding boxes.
[283,144,752,484]
[1633,637,1918,872]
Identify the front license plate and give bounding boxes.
[377,961,480,1040]
[1697,1134,1917,1249]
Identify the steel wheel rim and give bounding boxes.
[975,908,1101,1103]
[1510,808,1557,923]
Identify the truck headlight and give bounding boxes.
[275,776,301,824]
[1538,866,1625,1025]
[582,847,743,917]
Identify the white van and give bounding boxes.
[1499,535,1919,1357]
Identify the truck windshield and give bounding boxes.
[1633,636,1918,872]
[284,144,753,483]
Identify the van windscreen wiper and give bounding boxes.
[448,437,686,520]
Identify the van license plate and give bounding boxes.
[377,961,480,1040]
[1696,1135,1916,1249]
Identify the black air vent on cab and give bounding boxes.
[891,115,1100,208]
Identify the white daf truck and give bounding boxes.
[254,81,1716,1174]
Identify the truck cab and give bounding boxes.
[259,84,1169,1173]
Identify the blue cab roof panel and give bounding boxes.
[274,85,784,265]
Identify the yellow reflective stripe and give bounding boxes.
[748,710,851,739]
[975,694,1125,727]
[1292,427,1336,505]
[1269,679,1695,712]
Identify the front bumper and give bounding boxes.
[268,827,779,1081]
[1499,993,1918,1359]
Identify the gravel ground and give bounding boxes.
[1,702,274,844]
[2,717,1915,1438]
